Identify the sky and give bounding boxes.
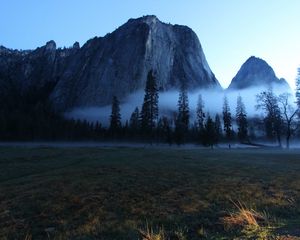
[1,0,300,89]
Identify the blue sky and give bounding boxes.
[1,0,299,88]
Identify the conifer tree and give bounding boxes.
[109,96,121,136]
[236,95,248,143]
[214,113,222,143]
[222,96,233,141]
[196,94,205,130]
[140,70,159,137]
[129,107,140,132]
[157,116,172,144]
[175,85,189,144]
[202,114,217,148]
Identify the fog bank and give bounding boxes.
[65,86,294,126]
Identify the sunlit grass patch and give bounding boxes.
[221,200,288,239]
[138,224,166,240]
[222,201,267,229]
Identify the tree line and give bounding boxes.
[1,69,300,148]
[107,69,300,148]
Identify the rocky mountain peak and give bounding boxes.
[73,41,80,49]
[45,40,56,51]
[0,16,221,112]
[140,15,159,25]
[228,56,290,90]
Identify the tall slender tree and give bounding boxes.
[157,116,172,144]
[109,96,122,136]
[196,94,205,130]
[214,113,222,143]
[140,70,159,137]
[202,114,217,148]
[177,86,190,130]
[175,85,190,144]
[222,96,233,141]
[236,95,248,143]
[129,107,140,136]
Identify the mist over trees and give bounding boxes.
[1,68,300,148]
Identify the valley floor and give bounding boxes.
[0,146,300,239]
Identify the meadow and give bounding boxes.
[0,145,300,239]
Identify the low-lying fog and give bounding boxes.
[65,86,295,126]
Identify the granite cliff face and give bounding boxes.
[228,56,290,90]
[0,15,221,112]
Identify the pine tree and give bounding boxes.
[236,95,248,143]
[202,114,217,148]
[177,85,190,130]
[109,96,121,136]
[222,96,233,141]
[157,116,172,144]
[196,94,205,130]
[140,70,159,137]
[214,113,222,143]
[175,85,189,144]
[129,107,140,133]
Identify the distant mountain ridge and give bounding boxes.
[0,16,292,115]
[0,15,221,112]
[228,56,290,90]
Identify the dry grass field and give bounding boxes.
[0,145,300,239]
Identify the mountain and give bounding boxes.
[0,15,221,112]
[228,56,290,90]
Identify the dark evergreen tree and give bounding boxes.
[222,96,233,141]
[236,95,248,143]
[202,114,217,148]
[214,113,222,143]
[175,85,190,145]
[129,107,140,134]
[157,116,173,144]
[109,96,122,136]
[196,94,205,142]
[122,120,129,139]
[94,121,103,140]
[196,94,205,130]
[140,70,159,138]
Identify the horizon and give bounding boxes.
[1,1,300,89]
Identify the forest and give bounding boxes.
[1,69,300,149]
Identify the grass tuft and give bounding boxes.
[138,224,187,240]
[138,223,166,240]
[222,200,267,229]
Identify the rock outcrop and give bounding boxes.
[0,15,221,112]
[228,56,290,90]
